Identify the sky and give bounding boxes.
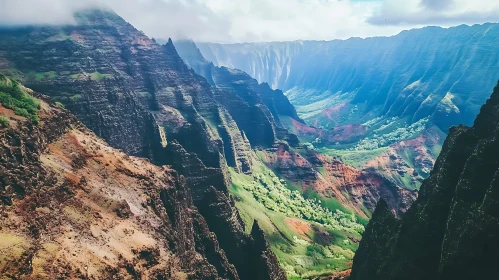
[1,0,499,43]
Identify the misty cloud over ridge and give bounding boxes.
[1,0,498,43]
[368,0,499,26]
[1,0,102,26]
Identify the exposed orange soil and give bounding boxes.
[0,100,195,278]
[321,269,351,280]
[322,103,347,123]
[262,142,416,218]
[284,218,312,239]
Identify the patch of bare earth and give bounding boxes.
[284,218,312,239]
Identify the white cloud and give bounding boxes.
[368,0,499,26]
[0,0,98,25]
[0,0,498,43]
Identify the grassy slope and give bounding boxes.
[0,74,40,123]
[316,147,388,169]
[229,161,363,279]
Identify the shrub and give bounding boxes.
[0,75,40,124]
[55,102,65,109]
[0,116,9,128]
[352,117,429,150]
[242,171,365,234]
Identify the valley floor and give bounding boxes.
[229,161,364,279]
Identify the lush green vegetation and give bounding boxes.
[27,71,57,81]
[90,72,108,80]
[246,172,364,233]
[0,75,40,124]
[55,102,65,109]
[230,163,363,279]
[0,116,9,128]
[352,117,429,150]
[317,147,388,169]
[70,72,111,81]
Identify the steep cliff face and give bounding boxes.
[0,10,252,173]
[174,40,303,147]
[0,10,286,279]
[350,81,499,280]
[0,85,240,279]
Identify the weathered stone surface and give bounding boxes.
[350,81,499,280]
[0,93,239,279]
[198,187,287,280]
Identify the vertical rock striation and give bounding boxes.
[350,81,499,280]
[175,40,304,147]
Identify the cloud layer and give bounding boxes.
[1,0,498,43]
[368,0,499,26]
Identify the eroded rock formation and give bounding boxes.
[350,81,499,280]
[258,143,416,218]
[0,93,239,279]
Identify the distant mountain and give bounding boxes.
[197,23,499,190]
[198,24,499,131]
[350,80,499,280]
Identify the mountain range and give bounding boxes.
[196,24,499,191]
[1,8,499,280]
[0,9,403,279]
[0,10,287,279]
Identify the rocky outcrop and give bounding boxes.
[0,91,239,279]
[161,141,285,280]
[350,81,499,280]
[0,10,286,279]
[197,187,287,280]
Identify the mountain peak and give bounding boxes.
[73,8,128,27]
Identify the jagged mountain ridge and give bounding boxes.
[197,24,499,132]
[349,81,499,280]
[174,40,304,132]
[0,10,286,279]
